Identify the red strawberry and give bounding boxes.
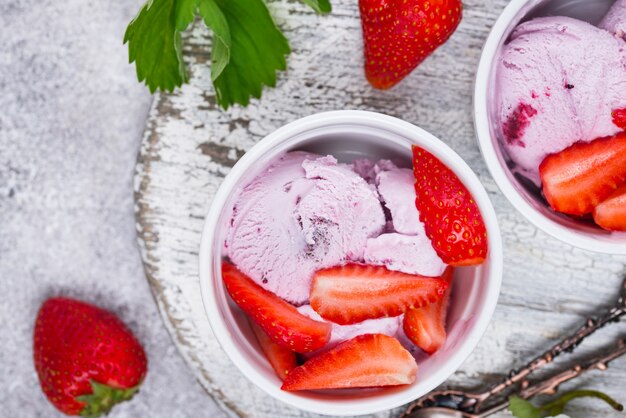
[593,184,626,231]
[539,132,626,216]
[613,108,626,129]
[412,145,488,266]
[310,263,448,325]
[250,321,298,381]
[33,297,147,416]
[403,267,454,354]
[359,0,462,89]
[281,334,417,391]
[222,262,331,353]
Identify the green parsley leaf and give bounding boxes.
[299,0,331,14]
[125,0,309,108]
[202,0,291,108]
[124,0,197,93]
[197,0,231,81]
[509,396,541,418]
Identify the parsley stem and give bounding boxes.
[539,390,623,413]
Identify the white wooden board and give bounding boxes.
[134,1,626,416]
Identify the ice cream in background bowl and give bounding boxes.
[475,0,626,253]
[199,111,503,415]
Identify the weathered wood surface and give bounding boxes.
[134,1,626,416]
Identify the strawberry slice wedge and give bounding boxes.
[359,0,462,89]
[250,321,298,381]
[403,267,454,354]
[539,132,626,215]
[412,145,488,266]
[539,133,626,216]
[281,334,417,391]
[310,263,448,325]
[593,184,626,232]
[222,262,331,353]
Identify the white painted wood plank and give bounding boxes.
[134,1,626,416]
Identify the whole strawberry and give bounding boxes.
[359,0,462,89]
[33,297,147,416]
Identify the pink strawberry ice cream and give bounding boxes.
[497,0,626,184]
[297,305,402,353]
[224,152,446,305]
[364,166,446,276]
[224,152,385,305]
[376,167,425,235]
[601,0,626,39]
[365,233,446,277]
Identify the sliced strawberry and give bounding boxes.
[222,262,331,353]
[593,184,626,231]
[539,132,626,215]
[613,108,626,129]
[360,0,462,89]
[412,145,488,266]
[310,263,448,325]
[403,267,454,354]
[250,321,298,381]
[281,334,417,391]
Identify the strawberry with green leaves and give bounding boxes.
[359,0,462,89]
[412,145,488,266]
[33,298,147,417]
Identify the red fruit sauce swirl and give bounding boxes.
[502,102,537,147]
[613,108,626,129]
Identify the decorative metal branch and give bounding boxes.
[401,278,626,418]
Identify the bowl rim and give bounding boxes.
[474,0,626,255]
[199,110,503,415]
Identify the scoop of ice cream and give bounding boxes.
[497,16,626,184]
[377,167,426,235]
[297,305,402,351]
[225,152,385,305]
[364,233,446,277]
[351,158,397,185]
[600,0,626,39]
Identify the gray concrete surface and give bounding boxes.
[0,0,224,416]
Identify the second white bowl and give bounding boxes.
[474,0,626,254]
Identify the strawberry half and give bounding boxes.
[281,334,417,391]
[359,0,462,89]
[33,298,147,417]
[593,184,626,232]
[412,145,488,266]
[403,267,454,354]
[222,262,331,353]
[310,263,448,325]
[539,132,626,216]
[250,321,298,381]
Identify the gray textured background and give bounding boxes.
[0,0,223,416]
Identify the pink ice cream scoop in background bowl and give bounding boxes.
[475,0,626,254]
[199,110,503,415]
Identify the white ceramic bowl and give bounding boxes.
[199,110,503,416]
[475,0,626,254]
